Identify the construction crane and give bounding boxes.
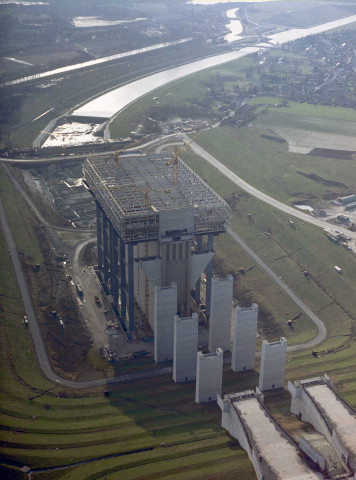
[166,131,202,183]
[106,137,146,165]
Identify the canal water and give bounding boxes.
[73,13,356,120]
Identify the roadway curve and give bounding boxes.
[1,133,331,389]
[156,133,345,235]
[0,163,174,388]
[228,227,326,351]
[159,138,328,351]
[0,195,172,388]
[183,132,356,242]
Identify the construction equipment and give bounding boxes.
[106,137,146,164]
[166,131,202,182]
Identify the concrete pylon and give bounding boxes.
[195,348,223,403]
[258,337,287,391]
[173,313,198,383]
[231,304,258,372]
[208,275,233,352]
[154,284,177,364]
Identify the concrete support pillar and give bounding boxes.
[154,283,177,363]
[102,214,110,284]
[160,239,192,317]
[195,348,223,403]
[205,234,214,319]
[96,202,103,272]
[258,337,287,391]
[208,275,233,352]
[120,237,127,319]
[231,304,258,372]
[110,226,119,304]
[173,313,198,383]
[194,235,203,305]
[128,243,135,332]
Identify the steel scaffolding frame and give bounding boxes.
[83,153,230,242]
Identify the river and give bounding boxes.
[224,8,244,43]
[72,47,259,119]
[72,14,356,121]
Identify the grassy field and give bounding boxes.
[109,51,356,204]
[0,164,258,479]
[2,155,356,479]
[2,28,356,479]
[181,147,356,355]
[249,98,356,122]
[191,124,356,205]
[109,56,254,139]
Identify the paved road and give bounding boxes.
[181,134,330,349]
[183,133,356,243]
[1,133,330,389]
[0,194,173,388]
[0,165,172,389]
[227,227,327,351]
[157,139,327,348]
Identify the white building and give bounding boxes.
[258,337,287,391]
[195,348,223,403]
[208,275,233,352]
[173,313,198,383]
[154,284,177,363]
[231,304,258,372]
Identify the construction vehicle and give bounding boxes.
[76,283,83,297]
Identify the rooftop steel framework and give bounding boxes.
[83,153,230,242]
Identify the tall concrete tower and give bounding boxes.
[195,348,224,403]
[173,313,198,383]
[154,283,177,363]
[231,303,258,372]
[83,153,230,333]
[258,337,287,391]
[208,275,233,352]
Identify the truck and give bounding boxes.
[76,283,83,297]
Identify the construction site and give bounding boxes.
[82,149,231,361]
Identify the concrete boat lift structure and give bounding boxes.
[83,152,230,333]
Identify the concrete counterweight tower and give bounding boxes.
[195,348,223,403]
[83,153,230,333]
[208,275,233,352]
[258,337,287,391]
[231,304,258,372]
[154,284,177,363]
[173,314,198,383]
